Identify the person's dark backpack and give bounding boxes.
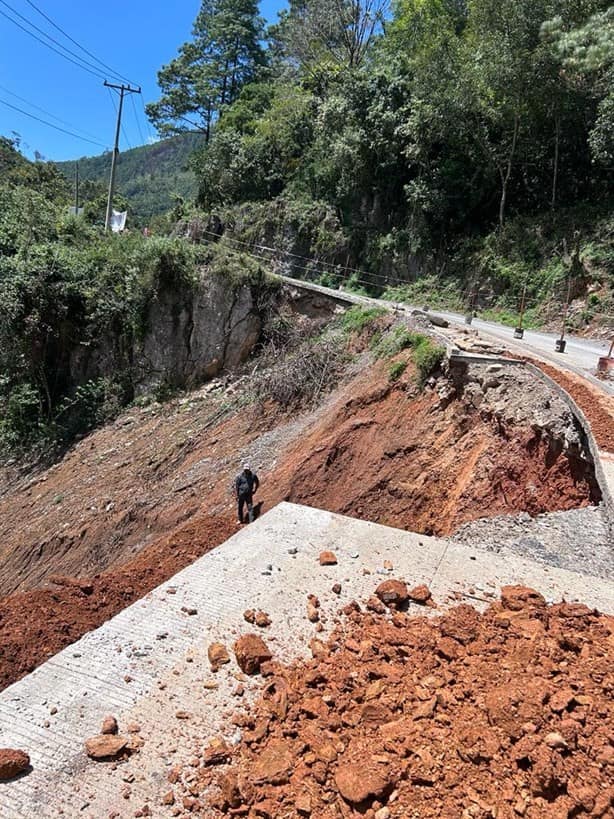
[236,472,253,496]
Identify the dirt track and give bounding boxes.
[194,586,614,818]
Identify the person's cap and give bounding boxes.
[243,463,250,470]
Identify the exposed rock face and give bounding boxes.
[70,269,275,395]
[136,273,264,392]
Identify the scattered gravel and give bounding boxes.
[451,506,612,580]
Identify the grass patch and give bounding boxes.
[341,305,387,334]
[371,325,419,359]
[411,335,445,386]
[372,324,445,386]
[388,360,408,382]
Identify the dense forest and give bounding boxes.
[148,0,613,326]
[56,132,203,224]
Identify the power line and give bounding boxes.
[0,97,107,148]
[0,0,114,80]
[0,82,102,143]
[195,230,544,309]
[141,97,156,144]
[0,5,106,80]
[22,0,137,86]
[106,86,132,150]
[129,92,145,146]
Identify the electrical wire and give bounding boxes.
[106,86,132,151]
[22,0,137,86]
[130,92,145,146]
[0,97,107,148]
[0,82,102,142]
[141,97,156,144]
[195,228,543,309]
[0,5,105,80]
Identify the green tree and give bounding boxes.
[543,6,614,165]
[273,0,388,86]
[146,0,266,139]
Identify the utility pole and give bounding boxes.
[104,80,141,232]
[74,161,79,213]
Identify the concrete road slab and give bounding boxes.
[0,502,612,818]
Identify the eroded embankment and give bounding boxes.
[0,353,603,690]
[267,359,600,536]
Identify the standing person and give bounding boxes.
[235,464,259,524]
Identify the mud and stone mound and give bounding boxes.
[186,587,613,818]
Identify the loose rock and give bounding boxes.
[234,634,272,675]
[335,762,390,804]
[101,715,118,735]
[375,579,408,608]
[84,734,128,760]
[0,749,30,780]
[208,642,230,672]
[408,584,432,604]
[319,551,337,566]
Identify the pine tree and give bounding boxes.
[146,0,266,139]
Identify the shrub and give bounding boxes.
[411,335,445,386]
[388,360,407,382]
[341,305,387,334]
[253,334,349,408]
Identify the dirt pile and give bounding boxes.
[530,361,614,453]
[188,587,613,818]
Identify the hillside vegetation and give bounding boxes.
[56,132,203,224]
[147,0,613,330]
[0,136,269,459]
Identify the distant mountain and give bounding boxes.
[56,132,204,223]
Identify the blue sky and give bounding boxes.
[0,0,285,161]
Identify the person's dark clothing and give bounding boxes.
[235,470,259,523]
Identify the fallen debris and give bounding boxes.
[234,634,273,675]
[192,587,613,818]
[408,583,433,605]
[100,715,118,735]
[84,734,127,760]
[0,749,30,780]
[375,579,408,607]
[208,642,230,672]
[244,609,272,627]
[319,551,338,566]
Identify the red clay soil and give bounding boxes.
[0,515,237,690]
[0,356,602,692]
[188,587,614,819]
[530,361,614,453]
[266,363,599,536]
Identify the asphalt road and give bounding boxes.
[279,275,614,396]
[433,309,614,396]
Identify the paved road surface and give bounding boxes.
[434,309,614,395]
[280,275,614,396]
